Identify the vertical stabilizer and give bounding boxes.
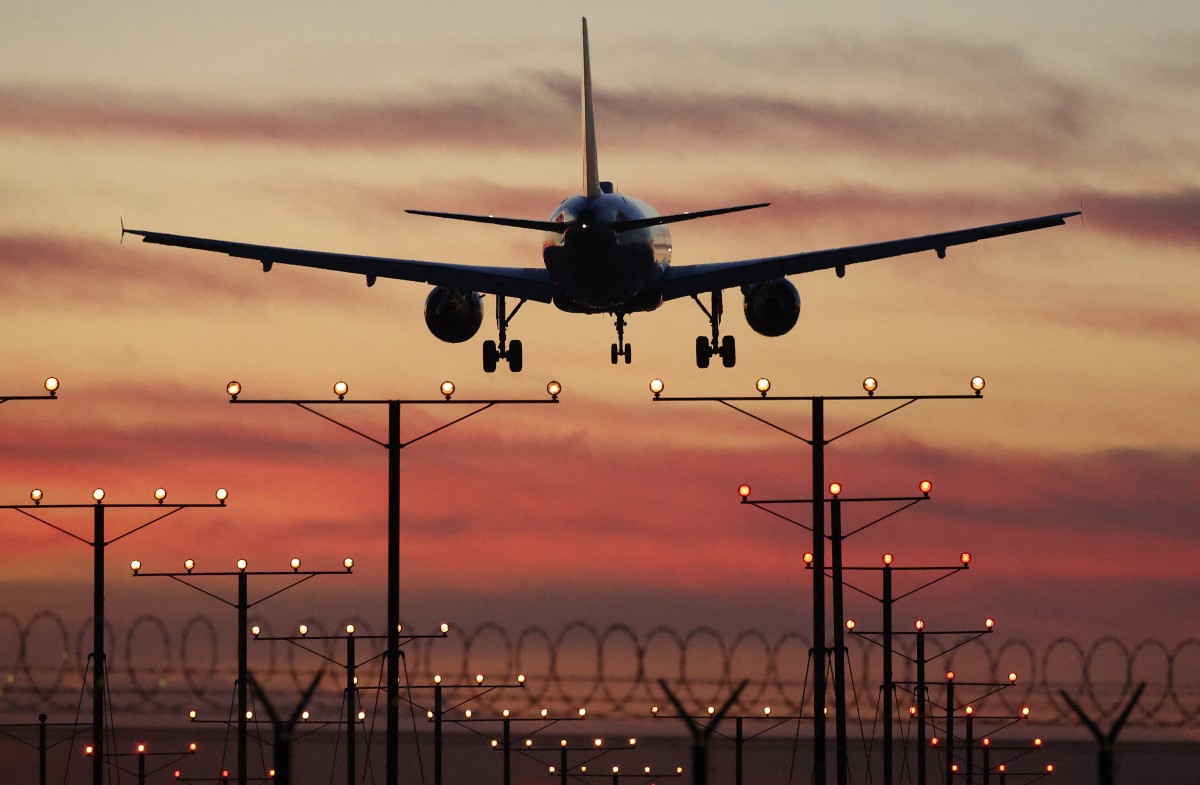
[581,18,601,198]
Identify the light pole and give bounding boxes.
[649,375,985,785]
[1,488,227,785]
[225,378,560,785]
[134,556,353,785]
[927,672,1028,785]
[526,737,666,785]
[416,672,548,785]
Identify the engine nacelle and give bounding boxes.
[742,278,800,337]
[424,287,484,343]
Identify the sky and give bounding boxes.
[0,0,1198,690]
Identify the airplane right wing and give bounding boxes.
[123,228,556,302]
[659,211,1080,301]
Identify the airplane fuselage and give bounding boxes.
[542,189,671,314]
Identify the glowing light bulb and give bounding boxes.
[334,381,348,399]
[919,480,932,495]
[915,619,925,630]
[343,557,354,571]
[961,552,972,565]
[215,488,228,502]
[251,626,261,637]
[93,488,105,502]
[883,553,894,565]
[546,380,562,399]
[226,381,241,398]
[649,378,664,397]
[184,559,195,572]
[290,557,301,572]
[755,377,771,396]
[863,376,878,395]
[970,376,986,393]
[440,381,455,398]
[346,624,355,635]
[154,487,167,502]
[236,558,247,571]
[44,377,60,394]
[299,624,309,636]
[130,560,141,574]
[737,484,751,498]
[829,482,842,497]
[846,619,856,630]
[30,488,43,504]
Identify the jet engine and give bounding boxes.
[742,278,800,337]
[424,287,484,343]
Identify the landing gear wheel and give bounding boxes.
[695,336,711,369]
[508,339,523,373]
[624,344,632,364]
[611,343,619,365]
[483,340,499,374]
[720,335,736,368]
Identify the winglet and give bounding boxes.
[581,18,601,198]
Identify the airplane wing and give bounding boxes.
[123,229,556,302]
[659,211,1080,301]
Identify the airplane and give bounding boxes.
[125,18,1079,373]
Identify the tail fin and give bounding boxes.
[581,18,601,198]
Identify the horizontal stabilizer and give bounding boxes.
[406,209,567,234]
[611,202,769,233]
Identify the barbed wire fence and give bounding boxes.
[1,612,1197,729]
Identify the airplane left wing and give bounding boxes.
[659,211,1080,301]
[123,229,556,302]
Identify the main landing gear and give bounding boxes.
[483,294,526,373]
[611,312,632,364]
[692,290,736,368]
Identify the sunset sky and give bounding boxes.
[1,1,1197,662]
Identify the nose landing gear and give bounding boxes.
[691,290,736,368]
[483,294,526,373]
[611,312,632,364]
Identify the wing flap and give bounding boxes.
[660,211,1079,300]
[125,229,555,302]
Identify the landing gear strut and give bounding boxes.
[483,294,526,373]
[691,290,736,368]
[611,312,632,364]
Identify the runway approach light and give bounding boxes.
[237,559,247,572]
[546,380,562,400]
[649,378,664,398]
[215,488,228,503]
[915,619,925,630]
[803,552,814,566]
[334,381,348,400]
[44,377,60,395]
[863,377,878,396]
[971,376,986,395]
[30,489,43,505]
[755,377,771,397]
[184,559,195,573]
[738,484,751,499]
[290,558,301,572]
[130,560,141,575]
[960,552,972,565]
[441,381,455,399]
[226,381,241,400]
[883,553,894,565]
[846,619,856,631]
[986,617,995,630]
[251,626,261,638]
[93,488,105,502]
[154,487,167,503]
[829,482,842,497]
[920,480,932,496]
[343,557,354,571]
